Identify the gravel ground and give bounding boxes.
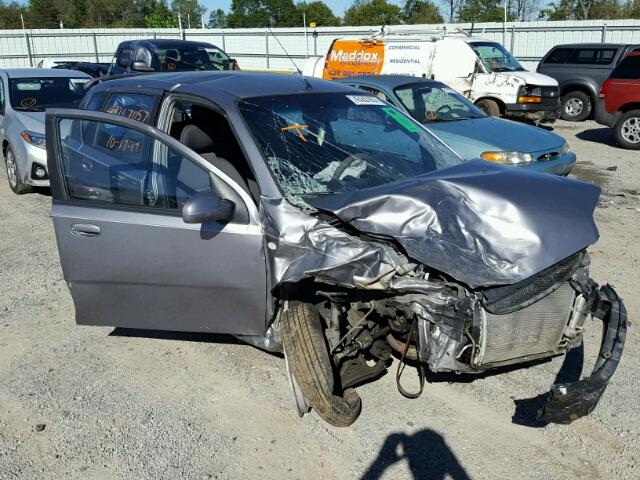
[0,119,638,479]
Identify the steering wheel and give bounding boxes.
[331,153,368,182]
[435,104,452,116]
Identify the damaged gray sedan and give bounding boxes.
[45,72,626,427]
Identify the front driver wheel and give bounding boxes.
[279,301,361,427]
[475,99,501,117]
[614,110,640,150]
[4,145,33,195]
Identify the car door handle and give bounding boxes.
[71,223,101,238]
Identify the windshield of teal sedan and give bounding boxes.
[470,42,525,72]
[9,77,88,111]
[239,93,462,198]
[394,84,486,123]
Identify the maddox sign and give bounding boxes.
[322,40,385,79]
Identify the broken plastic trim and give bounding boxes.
[538,284,627,424]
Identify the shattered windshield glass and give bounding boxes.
[238,93,462,198]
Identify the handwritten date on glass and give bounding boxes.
[105,134,141,153]
[106,104,150,123]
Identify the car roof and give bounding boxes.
[91,71,355,99]
[1,68,91,79]
[550,43,635,49]
[127,39,217,49]
[336,75,443,89]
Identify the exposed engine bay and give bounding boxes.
[257,163,627,427]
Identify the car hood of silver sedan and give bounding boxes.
[298,160,601,288]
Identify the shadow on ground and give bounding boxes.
[576,127,617,147]
[362,429,471,480]
[512,344,584,428]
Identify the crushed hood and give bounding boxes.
[302,160,600,288]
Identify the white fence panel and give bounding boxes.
[0,20,638,71]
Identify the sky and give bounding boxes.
[200,0,406,17]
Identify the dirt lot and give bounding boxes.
[0,120,638,479]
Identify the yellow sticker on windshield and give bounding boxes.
[382,107,420,133]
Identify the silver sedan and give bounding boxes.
[0,68,90,194]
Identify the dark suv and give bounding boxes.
[538,43,640,121]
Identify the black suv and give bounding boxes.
[537,43,640,121]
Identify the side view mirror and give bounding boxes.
[130,61,154,72]
[182,191,235,224]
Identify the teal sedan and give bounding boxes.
[336,75,575,176]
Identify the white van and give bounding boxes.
[303,32,561,122]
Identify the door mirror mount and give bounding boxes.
[182,191,235,224]
[130,61,154,72]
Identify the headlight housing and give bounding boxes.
[20,130,46,149]
[481,151,534,165]
[561,142,570,154]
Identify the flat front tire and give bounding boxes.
[279,301,361,427]
[614,110,640,150]
[4,145,32,195]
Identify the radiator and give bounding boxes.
[475,282,576,367]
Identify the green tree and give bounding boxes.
[297,1,340,26]
[227,0,299,27]
[540,0,621,19]
[171,0,206,27]
[144,0,177,27]
[29,0,61,27]
[621,0,640,17]
[344,0,403,25]
[207,8,228,27]
[404,0,444,23]
[457,0,508,21]
[0,1,27,28]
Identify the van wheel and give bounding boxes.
[475,99,500,117]
[279,301,362,427]
[4,145,33,195]
[561,91,592,121]
[614,110,640,150]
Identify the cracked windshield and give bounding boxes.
[239,92,462,198]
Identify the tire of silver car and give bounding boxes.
[475,99,501,117]
[561,91,592,122]
[279,301,362,427]
[614,110,640,150]
[4,145,33,195]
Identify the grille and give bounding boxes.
[481,252,582,315]
[476,282,575,367]
[537,151,560,162]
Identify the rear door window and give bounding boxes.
[102,93,157,124]
[610,51,640,79]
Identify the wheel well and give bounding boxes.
[474,97,506,115]
[560,85,595,102]
[620,103,640,113]
[2,140,8,157]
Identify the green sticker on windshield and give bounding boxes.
[382,107,421,133]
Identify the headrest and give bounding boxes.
[179,124,215,154]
